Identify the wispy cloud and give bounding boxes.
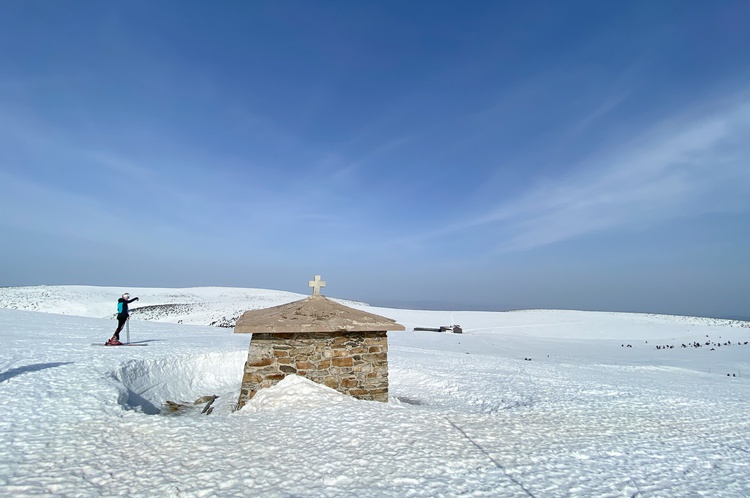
[422,96,750,252]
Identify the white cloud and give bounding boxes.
[437,97,750,251]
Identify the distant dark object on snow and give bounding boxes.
[414,325,462,334]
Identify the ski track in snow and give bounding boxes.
[1,287,750,497]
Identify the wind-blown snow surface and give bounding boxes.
[0,285,315,326]
[1,287,750,497]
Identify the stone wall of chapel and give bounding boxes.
[237,331,389,409]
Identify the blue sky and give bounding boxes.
[1,1,749,317]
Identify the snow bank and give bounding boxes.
[238,375,352,414]
[114,351,247,415]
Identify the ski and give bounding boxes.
[91,343,148,347]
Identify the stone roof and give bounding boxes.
[234,295,406,334]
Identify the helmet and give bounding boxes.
[122,293,130,299]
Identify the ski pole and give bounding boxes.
[126,317,130,344]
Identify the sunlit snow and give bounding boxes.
[1,286,749,497]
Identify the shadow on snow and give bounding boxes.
[0,362,74,383]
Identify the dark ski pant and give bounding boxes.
[113,315,128,340]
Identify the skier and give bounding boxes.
[107,293,139,345]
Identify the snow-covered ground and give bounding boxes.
[0,285,366,327]
[1,286,750,497]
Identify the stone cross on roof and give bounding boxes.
[308,275,326,296]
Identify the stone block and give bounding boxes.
[248,358,275,368]
[332,357,353,367]
[242,373,263,384]
[367,353,387,362]
[341,378,359,388]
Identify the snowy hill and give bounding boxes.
[1,286,750,496]
[0,285,367,327]
[1,285,747,335]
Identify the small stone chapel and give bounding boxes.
[234,276,405,410]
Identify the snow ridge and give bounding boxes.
[0,285,368,328]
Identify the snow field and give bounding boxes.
[1,287,750,496]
